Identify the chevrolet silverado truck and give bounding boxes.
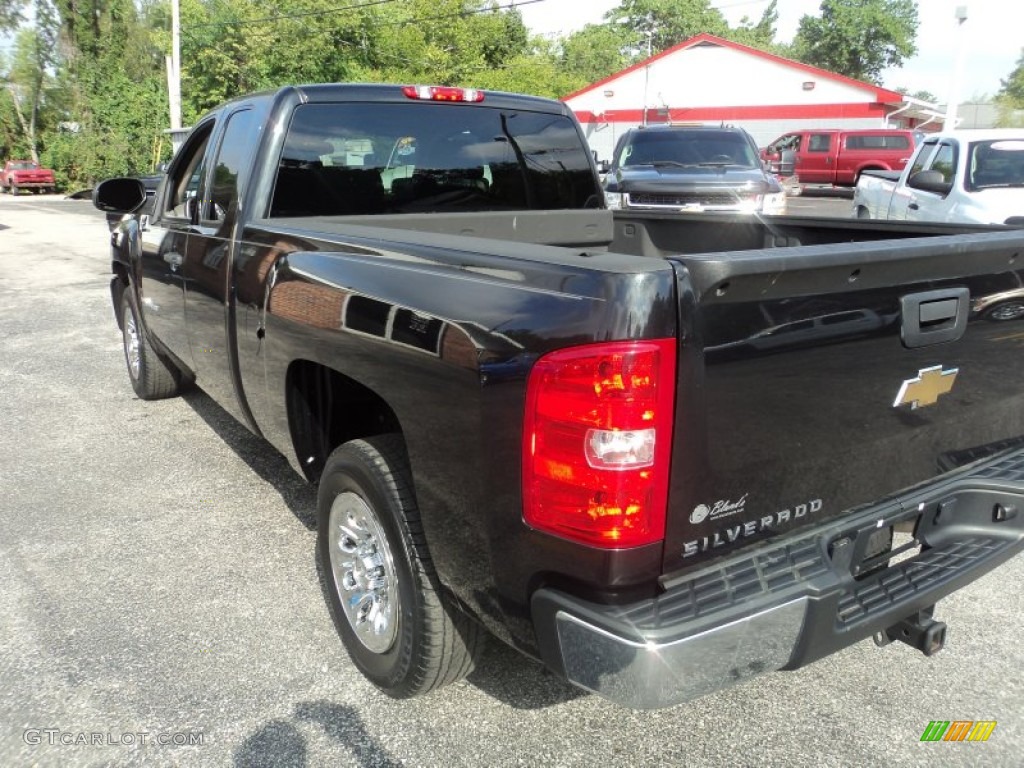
[1,159,56,194]
[602,124,787,214]
[853,129,1024,225]
[93,83,1024,710]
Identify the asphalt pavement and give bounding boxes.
[0,193,1020,767]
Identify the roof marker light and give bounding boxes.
[402,85,485,103]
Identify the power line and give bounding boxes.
[186,0,400,30]
[372,0,545,28]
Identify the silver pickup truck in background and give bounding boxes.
[853,129,1024,225]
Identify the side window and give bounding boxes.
[927,142,958,184]
[808,134,831,152]
[907,140,937,178]
[206,109,255,223]
[164,121,215,219]
[776,134,799,152]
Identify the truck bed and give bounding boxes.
[608,212,1024,575]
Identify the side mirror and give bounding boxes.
[907,169,952,196]
[93,178,147,214]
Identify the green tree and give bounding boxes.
[603,0,728,57]
[894,87,938,104]
[30,0,173,187]
[725,0,778,50]
[2,24,55,161]
[1,0,26,30]
[995,48,1024,127]
[998,49,1024,102]
[560,23,632,85]
[791,0,918,84]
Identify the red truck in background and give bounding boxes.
[1,160,57,195]
[761,128,917,194]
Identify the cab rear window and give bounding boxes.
[268,102,601,217]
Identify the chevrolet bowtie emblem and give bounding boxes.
[893,366,959,409]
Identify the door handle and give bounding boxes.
[900,288,969,348]
[908,202,920,211]
[164,251,183,271]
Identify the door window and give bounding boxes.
[164,121,215,220]
[927,142,958,184]
[205,109,255,225]
[907,139,937,177]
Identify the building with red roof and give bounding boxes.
[563,34,944,161]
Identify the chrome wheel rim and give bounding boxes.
[990,302,1024,321]
[123,310,141,380]
[328,491,399,653]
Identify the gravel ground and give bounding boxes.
[0,194,1020,767]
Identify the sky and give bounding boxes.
[516,0,1023,103]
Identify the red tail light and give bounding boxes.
[402,85,485,103]
[522,340,676,548]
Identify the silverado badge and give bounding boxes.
[893,366,959,409]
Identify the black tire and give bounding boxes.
[856,206,871,219]
[119,289,181,399]
[317,435,484,698]
[11,184,18,196]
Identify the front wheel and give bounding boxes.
[318,435,484,698]
[119,289,182,399]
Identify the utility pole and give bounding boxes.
[166,0,182,131]
[945,5,968,130]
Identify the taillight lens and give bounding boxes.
[522,340,676,548]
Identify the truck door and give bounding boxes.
[138,120,217,372]
[797,132,834,184]
[180,107,260,431]
[905,139,959,222]
[886,138,938,220]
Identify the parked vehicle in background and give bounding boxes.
[1,160,56,194]
[762,128,917,193]
[853,129,1024,225]
[602,124,786,214]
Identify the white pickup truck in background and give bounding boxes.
[853,129,1024,225]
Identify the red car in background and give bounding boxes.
[761,128,917,193]
[1,160,57,195]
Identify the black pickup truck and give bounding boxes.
[94,83,1024,710]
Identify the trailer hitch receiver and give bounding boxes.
[873,609,947,656]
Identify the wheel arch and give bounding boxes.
[285,359,404,483]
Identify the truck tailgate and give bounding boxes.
[662,229,1024,573]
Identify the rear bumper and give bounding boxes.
[532,450,1024,709]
